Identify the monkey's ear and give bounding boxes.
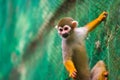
[72,21,78,28]
[55,25,58,29]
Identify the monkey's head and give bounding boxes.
[56,17,78,38]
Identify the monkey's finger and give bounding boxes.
[103,15,107,19]
[102,11,108,15]
[73,71,77,76]
[103,13,108,18]
[71,71,77,79]
[104,71,108,76]
[104,13,108,17]
[102,15,107,21]
[71,74,76,79]
[104,77,108,80]
[70,73,75,78]
[101,12,108,17]
[104,71,108,80]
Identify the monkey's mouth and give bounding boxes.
[62,33,69,38]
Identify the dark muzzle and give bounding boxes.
[62,33,69,38]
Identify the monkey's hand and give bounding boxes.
[64,60,77,79]
[85,11,108,32]
[98,11,108,21]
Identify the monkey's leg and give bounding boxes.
[90,60,108,80]
[72,49,90,80]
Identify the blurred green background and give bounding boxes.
[0,0,120,80]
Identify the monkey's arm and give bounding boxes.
[85,11,107,32]
[62,44,77,78]
[64,60,77,78]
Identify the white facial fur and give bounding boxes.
[58,25,71,35]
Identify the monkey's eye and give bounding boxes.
[59,28,63,32]
[64,25,71,31]
[64,27,68,30]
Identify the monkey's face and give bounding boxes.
[58,25,72,38]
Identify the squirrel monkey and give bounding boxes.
[55,12,108,80]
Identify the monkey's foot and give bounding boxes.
[103,71,108,80]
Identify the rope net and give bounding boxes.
[0,0,120,80]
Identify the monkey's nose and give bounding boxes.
[62,33,69,38]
